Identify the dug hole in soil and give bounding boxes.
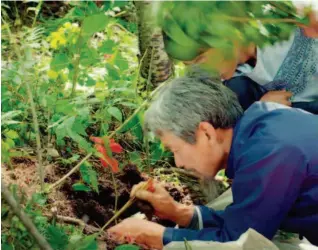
[47,162,205,249]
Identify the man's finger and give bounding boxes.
[131,182,146,197]
[135,190,156,203]
[284,91,293,98]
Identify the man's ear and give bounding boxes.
[197,122,216,141]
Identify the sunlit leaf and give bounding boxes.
[82,13,109,38]
[99,40,115,54]
[51,53,70,71]
[107,106,122,122]
[4,130,19,140]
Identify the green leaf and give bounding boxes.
[46,225,68,250]
[55,100,76,115]
[51,53,70,71]
[107,107,122,122]
[120,102,138,108]
[5,138,15,148]
[4,130,19,140]
[1,244,13,250]
[82,14,109,38]
[31,193,47,206]
[99,40,115,54]
[68,234,83,245]
[118,115,140,133]
[106,64,120,80]
[68,129,91,152]
[114,53,129,71]
[150,142,164,164]
[128,151,142,165]
[56,117,91,152]
[115,244,140,250]
[80,163,91,184]
[80,47,99,66]
[86,76,96,87]
[80,162,99,193]
[73,117,88,136]
[77,235,98,250]
[72,183,92,192]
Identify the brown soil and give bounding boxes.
[54,163,203,249]
[3,158,206,249]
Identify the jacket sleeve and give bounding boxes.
[163,144,307,245]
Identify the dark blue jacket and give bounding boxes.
[163,102,318,246]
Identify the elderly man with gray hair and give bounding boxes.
[108,75,318,249]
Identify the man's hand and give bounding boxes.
[260,90,292,106]
[131,181,194,227]
[303,11,318,38]
[107,218,165,250]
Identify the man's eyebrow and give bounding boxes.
[163,144,172,151]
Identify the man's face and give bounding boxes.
[159,122,226,178]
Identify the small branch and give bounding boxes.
[1,181,53,250]
[113,11,127,18]
[47,153,92,192]
[44,213,85,227]
[111,171,118,218]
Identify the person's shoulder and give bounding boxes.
[245,101,315,118]
[236,101,318,143]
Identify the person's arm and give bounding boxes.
[163,143,307,245]
[292,0,318,38]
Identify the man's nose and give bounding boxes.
[174,154,183,168]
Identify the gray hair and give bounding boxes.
[144,75,243,143]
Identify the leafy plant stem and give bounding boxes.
[3,17,45,191]
[48,79,171,192]
[32,0,43,28]
[1,181,53,250]
[25,77,45,192]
